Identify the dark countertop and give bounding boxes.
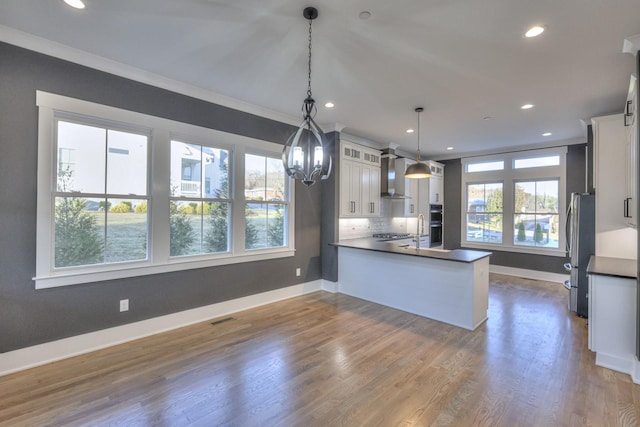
[587,256,637,279]
[332,238,492,263]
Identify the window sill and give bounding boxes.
[34,249,296,289]
[461,241,566,258]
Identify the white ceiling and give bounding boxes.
[1,0,639,158]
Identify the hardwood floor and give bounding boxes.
[1,274,639,426]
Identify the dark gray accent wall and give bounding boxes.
[442,144,587,274]
[321,132,340,282]
[0,42,323,353]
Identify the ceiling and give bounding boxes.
[1,0,639,158]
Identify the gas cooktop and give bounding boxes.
[372,232,413,241]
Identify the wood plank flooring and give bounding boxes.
[1,273,639,426]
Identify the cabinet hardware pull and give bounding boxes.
[624,198,632,218]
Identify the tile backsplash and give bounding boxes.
[338,200,417,239]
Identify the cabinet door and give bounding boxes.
[418,179,430,216]
[625,79,637,227]
[361,166,372,216]
[430,176,443,205]
[340,160,362,217]
[407,178,419,216]
[362,167,380,216]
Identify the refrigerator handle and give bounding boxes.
[565,196,573,254]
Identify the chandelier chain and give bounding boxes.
[307,18,313,97]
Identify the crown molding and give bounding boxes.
[0,25,300,127]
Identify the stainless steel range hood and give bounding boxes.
[381,146,408,198]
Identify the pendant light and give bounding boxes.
[404,107,432,179]
[282,7,332,187]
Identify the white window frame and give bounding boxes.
[461,147,567,257]
[35,91,295,289]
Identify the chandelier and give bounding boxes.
[282,7,332,187]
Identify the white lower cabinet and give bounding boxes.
[588,272,637,377]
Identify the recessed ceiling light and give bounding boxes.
[359,11,372,20]
[406,129,414,133]
[447,147,454,150]
[64,0,85,9]
[324,102,334,108]
[521,104,534,110]
[542,132,552,136]
[525,25,545,38]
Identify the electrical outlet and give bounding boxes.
[119,299,129,312]
[296,268,301,277]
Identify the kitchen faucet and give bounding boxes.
[416,213,425,249]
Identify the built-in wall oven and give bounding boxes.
[429,204,443,248]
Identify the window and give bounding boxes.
[466,160,504,173]
[466,183,503,243]
[513,180,559,248]
[513,155,560,169]
[35,91,294,288]
[461,147,566,256]
[55,119,149,268]
[244,153,288,249]
[170,141,231,256]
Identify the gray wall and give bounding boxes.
[0,42,323,353]
[442,144,587,274]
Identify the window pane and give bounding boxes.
[466,183,503,243]
[246,203,287,249]
[106,130,148,195]
[171,141,229,199]
[266,157,285,201]
[54,196,104,268]
[57,121,105,193]
[203,201,230,253]
[106,198,148,262]
[536,181,558,213]
[514,180,559,248]
[514,155,560,169]
[515,181,535,212]
[171,141,202,197]
[245,154,267,201]
[466,161,504,173]
[204,147,229,199]
[169,200,200,256]
[514,214,558,248]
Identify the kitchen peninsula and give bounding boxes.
[333,238,491,330]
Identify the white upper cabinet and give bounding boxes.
[624,74,637,228]
[339,140,381,217]
[428,161,445,205]
[592,113,637,258]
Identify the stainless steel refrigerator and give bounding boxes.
[564,192,595,318]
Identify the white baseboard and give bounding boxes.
[490,265,569,285]
[596,352,640,384]
[0,280,323,377]
[321,279,340,293]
